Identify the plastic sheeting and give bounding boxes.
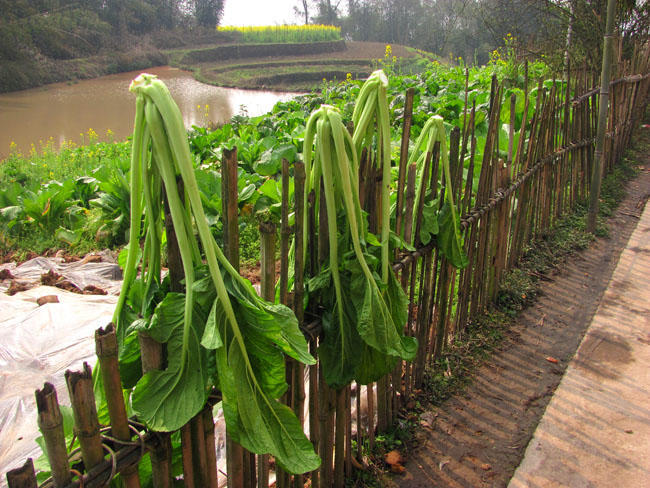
[0,286,118,484]
[0,253,123,295]
[0,257,230,487]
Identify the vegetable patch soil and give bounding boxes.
[387,133,650,487]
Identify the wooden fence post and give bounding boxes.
[35,383,71,487]
[95,324,141,487]
[6,459,38,488]
[66,363,105,472]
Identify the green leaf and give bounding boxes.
[216,311,321,474]
[318,303,363,388]
[238,183,256,203]
[55,227,80,245]
[131,293,210,431]
[419,198,439,245]
[351,266,416,361]
[225,273,315,366]
[201,297,225,349]
[258,178,282,202]
[437,201,469,269]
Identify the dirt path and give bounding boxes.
[387,131,650,488]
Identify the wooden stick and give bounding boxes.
[222,146,247,488]
[334,389,346,487]
[258,219,276,488]
[203,407,220,488]
[292,162,307,488]
[65,364,104,471]
[6,458,38,488]
[95,325,141,488]
[36,383,71,487]
[395,87,415,239]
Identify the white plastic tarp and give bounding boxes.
[0,256,230,487]
[0,286,118,484]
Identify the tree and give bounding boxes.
[294,0,310,24]
[194,0,224,28]
[311,0,342,25]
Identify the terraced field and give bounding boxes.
[169,41,426,91]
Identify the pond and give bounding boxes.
[0,66,299,160]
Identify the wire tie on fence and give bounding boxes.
[69,432,78,451]
[129,423,147,460]
[70,468,85,488]
[128,419,146,429]
[101,443,118,488]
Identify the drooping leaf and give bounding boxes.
[437,201,469,269]
[215,312,321,474]
[131,293,210,432]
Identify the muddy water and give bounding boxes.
[0,66,298,160]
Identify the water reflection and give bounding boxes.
[0,66,298,160]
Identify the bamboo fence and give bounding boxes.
[5,47,650,488]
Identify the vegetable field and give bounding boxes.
[3,45,650,488]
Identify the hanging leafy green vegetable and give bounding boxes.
[408,116,468,269]
[303,98,416,389]
[112,73,319,474]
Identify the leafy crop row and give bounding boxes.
[0,59,550,260]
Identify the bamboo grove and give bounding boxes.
[5,45,650,488]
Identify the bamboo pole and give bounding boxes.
[222,146,247,488]
[203,407,220,488]
[95,325,141,488]
[395,87,415,238]
[36,383,71,487]
[257,219,275,488]
[66,365,105,472]
[307,189,321,488]
[334,388,346,487]
[6,458,38,488]
[292,162,307,488]
[587,0,615,232]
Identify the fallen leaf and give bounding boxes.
[37,295,59,306]
[481,463,492,471]
[545,356,559,364]
[384,450,404,466]
[390,463,406,474]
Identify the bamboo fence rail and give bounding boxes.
[5,48,650,488]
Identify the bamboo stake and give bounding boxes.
[355,384,362,462]
[292,162,307,488]
[203,407,220,488]
[191,413,210,487]
[257,221,275,488]
[307,189,320,488]
[345,386,352,477]
[587,0,615,232]
[366,382,375,451]
[222,146,247,488]
[95,325,141,488]
[36,383,71,487]
[6,458,38,488]
[181,425,196,488]
[65,365,106,471]
[395,87,415,239]
[334,389,346,487]
[277,158,294,488]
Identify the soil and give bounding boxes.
[386,130,650,488]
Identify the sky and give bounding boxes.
[221,0,303,26]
